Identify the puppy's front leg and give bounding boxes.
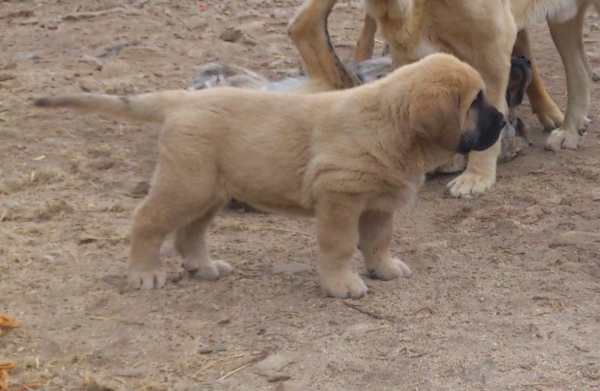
[358,209,412,280]
[315,194,368,299]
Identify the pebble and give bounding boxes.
[549,231,600,249]
[494,218,519,231]
[198,347,212,355]
[547,195,562,205]
[591,188,600,201]
[89,158,115,170]
[268,372,291,382]
[0,72,16,82]
[114,366,148,377]
[256,352,298,377]
[275,382,316,391]
[213,341,226,352]
[7,200,21,209]
[272,262,312,275]
[461,217,477,226]
[220,28,242,42]
[525,204,544,218]
[416,240,448,252]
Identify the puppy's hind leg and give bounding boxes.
[176,202,233,281]
[127,162,217,290]
[315,193,368,299]
[358,209,412,280]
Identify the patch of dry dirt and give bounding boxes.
[1,1,600,390]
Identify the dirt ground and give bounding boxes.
[1,1,600,390]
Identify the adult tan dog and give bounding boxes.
[288,0,600,198]
[34,53,505,299]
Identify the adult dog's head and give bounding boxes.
[403,53,506,155]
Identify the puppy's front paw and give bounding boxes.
[183,258,233,281]
[128,269,166,290]
[320,269,368,299]
[447,170,495,198]
[546,128,585,151]
[369,258,412,280]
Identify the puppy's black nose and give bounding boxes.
[517,55,531,67]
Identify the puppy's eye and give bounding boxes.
[470,90,483,108]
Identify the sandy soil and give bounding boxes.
[1,1,600,390]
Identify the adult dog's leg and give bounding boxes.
[175,202,233,281]
[358,210,412,280]
[288,0,361,89]
[448,47,515,197]
[512,29,564,131]
[315,193,368,299]
[546,6,592,151]
[355,14,378,62]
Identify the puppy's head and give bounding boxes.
[407,54,506,155]
[506,55,532,109]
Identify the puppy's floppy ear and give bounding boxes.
[408,84,462,151]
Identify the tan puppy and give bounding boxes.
[34,53,506,299]
[288,0,600,198]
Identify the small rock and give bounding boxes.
[416,240,448,252]
[549,231,600,249]
[491,342,499,351]
[591,188,600,201]
[275,382,315,391]
[268,372,291,382]
[525,204,543,218]
[461,217,477,226]
[214,341,226,352]
[89,158,114,170]
[539,161,558,172]
[494,218,519,231]
[220,28,243,42]
[128,181,150,198]
[272,262,312,274]
[198,347,212,354]
[6,200,21,209]
[256,353,298,377]
[547,195,562,205]
[43,254,55,261]
[114,366,148,377]
[0,72,16,82]
[101,60,129,78]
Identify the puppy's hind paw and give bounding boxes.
[128,269,167,290]
[320,269,369,299]
[185,259,233,281]
[369,258,412,280]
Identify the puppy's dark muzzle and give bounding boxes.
[457,108,506,154]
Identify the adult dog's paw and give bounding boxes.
[320,269,369,299]
[546,129,584,151]
[533,102,564,131]
[447,170,495,198]
[128,269,166,290]
[368,258,412,280]
[183,258,233,281]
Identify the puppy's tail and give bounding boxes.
[34,92,172,123]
